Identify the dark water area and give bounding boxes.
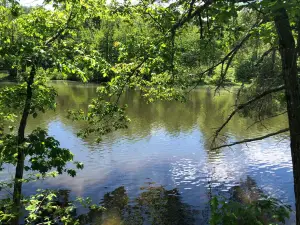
[0,81,295,224]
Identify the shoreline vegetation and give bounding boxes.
[0,71,242,87]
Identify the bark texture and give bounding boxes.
[274,7,300,225]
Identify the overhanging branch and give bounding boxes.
[211,84,285,146]
[212,128,289,150]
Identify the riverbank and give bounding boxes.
[0,73,242,88]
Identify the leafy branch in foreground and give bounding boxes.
[210,194,291,225]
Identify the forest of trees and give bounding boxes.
[0,0,300,224]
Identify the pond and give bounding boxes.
[0,81,295,224]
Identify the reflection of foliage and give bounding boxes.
[5,179,291,225]
[227,48,285,127]
[85,184,197,225]
[238,55,285,121]
[27,83,288,150]
[134,185,196,225]
[21,184,197,225]
[210,177,292,225]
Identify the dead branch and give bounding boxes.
[211,84,285,146]
[212,128,289,150]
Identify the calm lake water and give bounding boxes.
[1,81,295,224]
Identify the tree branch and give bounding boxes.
[199,12,204,39]
[297,17,300,57]
[45,5,76,46]
[214,20,265,91]
[212,128,289,150]
[141,0,165,32]
[254,47,276,67]
[187,21,262,93]
[211,84,285,146]
[187,0,197,18]
[170,0,213,34]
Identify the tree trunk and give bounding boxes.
[274,7,300,225]
[11,65,35,225]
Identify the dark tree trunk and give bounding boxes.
[11,65,35,225]
[274,7,300,225]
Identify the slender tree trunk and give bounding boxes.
[297,17,300,57]
[11,65,35,225]
[274,7,300,225]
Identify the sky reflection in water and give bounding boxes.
[1,81,294,224]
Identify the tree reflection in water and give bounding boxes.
[79,184,198,225]
[40,178,291,225]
